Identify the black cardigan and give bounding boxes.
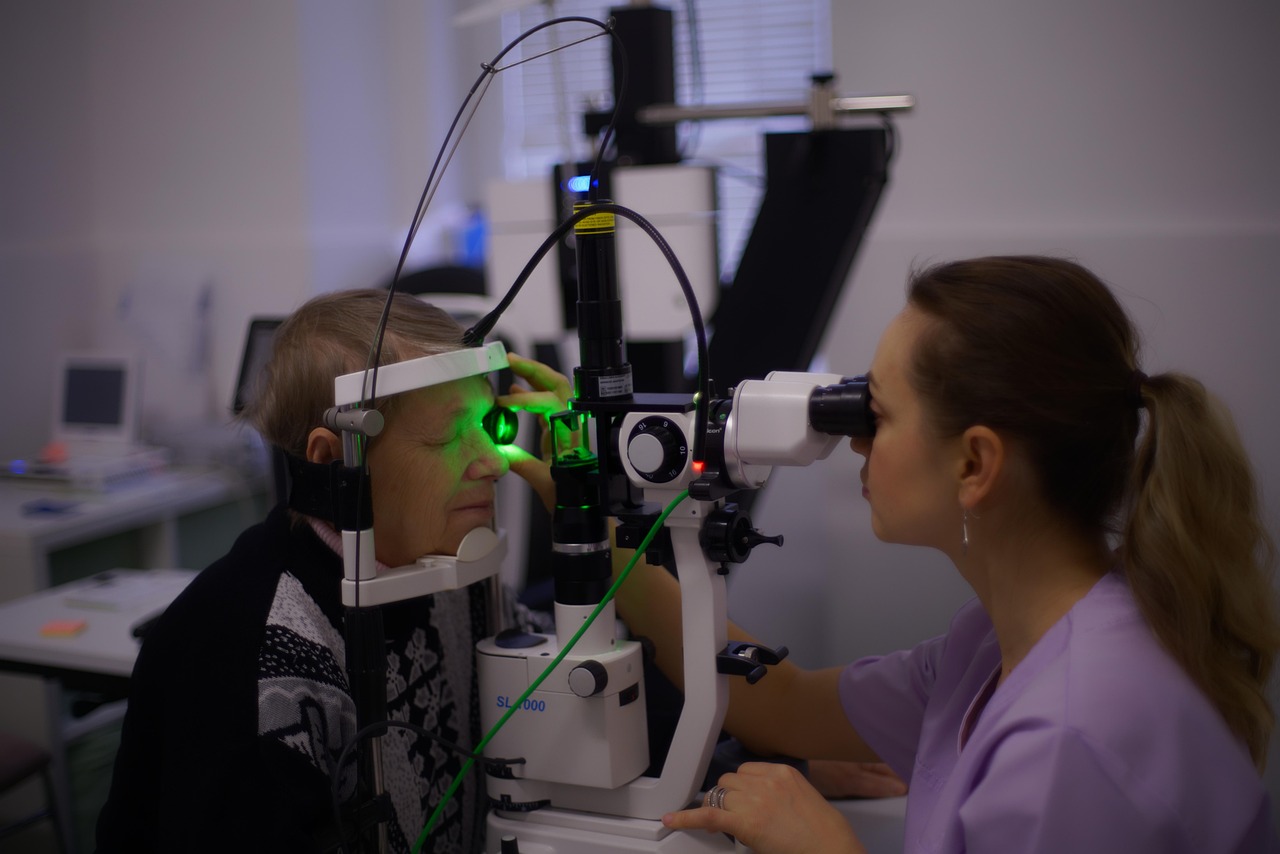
[96,505,489,853]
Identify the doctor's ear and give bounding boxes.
[957,425,1004,508]
[306,428,343,465]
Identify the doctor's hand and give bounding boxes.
[498,353,574,512]
[663,763,869,854]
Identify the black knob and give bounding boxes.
[701,505,784,564]
[568,660,609,697]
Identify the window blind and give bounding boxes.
[498,0,831,278]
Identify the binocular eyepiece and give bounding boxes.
[809,376,875,438]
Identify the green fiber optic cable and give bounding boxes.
[412,488,691,853]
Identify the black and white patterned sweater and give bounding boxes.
[97,503,498,853]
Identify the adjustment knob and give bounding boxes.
[568,660,609,697]
[701,504,785,564]
[627,418,689,483]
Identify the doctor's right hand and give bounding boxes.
[664,762,869,854]
[498,353,574,512]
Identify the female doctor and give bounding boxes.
[610,256,1280,853]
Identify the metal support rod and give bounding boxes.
[326,400,390,850]
[636,93,915,126]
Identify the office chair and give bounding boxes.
[231,317,287,507]
[0,730,69,853]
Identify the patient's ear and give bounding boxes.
[306,428,343,465]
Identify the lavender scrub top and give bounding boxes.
[838,572,1278,853]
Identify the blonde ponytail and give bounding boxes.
[1123,372,1280,768]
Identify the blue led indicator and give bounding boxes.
[566,175,592,194]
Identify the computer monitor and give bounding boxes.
[51,353,141,449]
[232,318,284,415]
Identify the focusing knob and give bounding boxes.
[568,660,609,698]
[701,504,785,564]
[627,418,689,483]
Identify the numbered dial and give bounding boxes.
[627,418,689,483]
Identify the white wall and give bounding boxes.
[0,0,500,453]
[1,5,96,455]
[725,0,1280,804]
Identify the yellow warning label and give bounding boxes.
[574,210,616,235]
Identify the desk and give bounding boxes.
[0,569,199,853]
[0,568,197,685]
[0,466,263,598]
[0,468,264,853]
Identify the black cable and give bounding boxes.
[327,16,626,849]
[462,201,711,465]
[588,18,624,201]
[351,15,623,609]
[366,16,621,407]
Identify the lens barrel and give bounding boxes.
[809,377,874,437]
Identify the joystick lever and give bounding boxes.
[716,641,790,685]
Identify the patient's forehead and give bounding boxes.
[394,375,495,431]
